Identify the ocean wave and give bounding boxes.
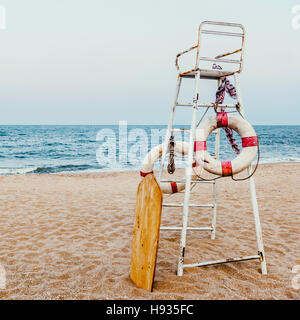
[45,142,67,147]
[0,167,38,175]
[260,157,300,164]
[0,164,97,175]
[31,164,95,174]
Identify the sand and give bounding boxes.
[0,163,299,300]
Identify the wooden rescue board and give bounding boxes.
[130,174,163,292]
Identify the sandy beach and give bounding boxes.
[0,163,299,300]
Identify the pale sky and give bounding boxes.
[0,0,299,125]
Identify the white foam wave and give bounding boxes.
[0,167,37,175]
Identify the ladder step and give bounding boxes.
[163,203,214,208]
[160,179,215,184]
[176,103,193,107]
[172,128,190,132]
[176,103,238,108]
[160,226,213,231]
[183,255,261,269]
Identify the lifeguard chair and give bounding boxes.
[154,21,268,276]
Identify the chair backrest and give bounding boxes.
[196,21,246,73]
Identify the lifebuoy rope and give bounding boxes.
[231,143,260,181]
[167,134,176,174]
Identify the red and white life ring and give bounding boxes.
[140,141,197,194]
[194,112,259,176]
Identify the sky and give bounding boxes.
[0,0,299,125]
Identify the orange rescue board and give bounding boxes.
[130,174,163,292]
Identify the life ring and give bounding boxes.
[194,112,259,176]
[140,141,198,194]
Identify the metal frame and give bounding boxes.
[175,21,246,76]
[158,21,267,277]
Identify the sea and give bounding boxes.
[0,125,299,175]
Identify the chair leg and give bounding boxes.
[211,124,220,240]
[235,72,267,274]
[177,71,200,276]
[211,181,217,240]
[211,78,222,240]
[234,73,267,274]
[248,167,267,274]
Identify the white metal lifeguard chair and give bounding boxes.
[157,21,267,276]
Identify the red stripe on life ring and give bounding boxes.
[140,171,153,177]
[242,136,259,148]
[194,141,207,151]
[221,161,232,176]
[217,112,228,127]
[170,182,178,193]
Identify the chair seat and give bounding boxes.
[179,68,236,80]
